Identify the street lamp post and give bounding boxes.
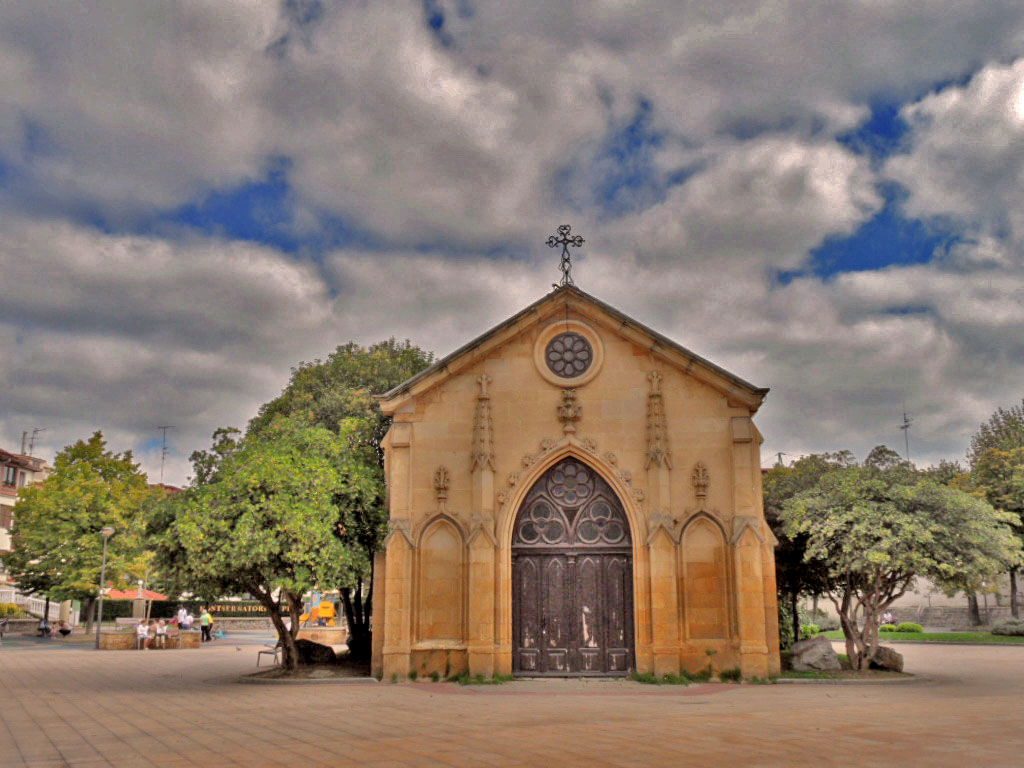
[94,526,115,650]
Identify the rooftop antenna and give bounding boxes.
[27,428,46,457]
[546,224,584,288]
[156,426,175,484]
[899,402,913,461]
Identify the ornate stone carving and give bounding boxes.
[645,371,671,468]
[522,453,537,468]
[632,487,645,502]
[540,437,557,451]
[507,471,520,487]
[433,466,450,509]
[496,490,508,505]
[470,374,495,472]
[580,436,598,454]
[617,468,633,485]
[603,451,618,466]
[557,388,581,434]
[692,461,709,502]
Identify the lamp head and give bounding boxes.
[100,526,115,538]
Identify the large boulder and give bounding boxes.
[295,638,336,666]
[869,645,904,673]
[791,635,841,671]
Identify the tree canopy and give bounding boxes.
[245,338,433,657]
[969,399,1024,466]
[1,432,156,627]
[969,400,1024,618]
[781,449,1020,669]
[763,452,852,645]
[152,418,357,669]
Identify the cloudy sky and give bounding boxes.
[3,1,1024,485]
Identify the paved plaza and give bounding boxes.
[1,636,1023,768]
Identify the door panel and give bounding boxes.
[514,556,541,673]
[542,557,570,673]
[512,458,635,676]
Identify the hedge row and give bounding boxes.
[98,600,271,619]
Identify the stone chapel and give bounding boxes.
[370,284,781,680]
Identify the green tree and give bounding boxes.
[763,452,852,646]
[152,418,357,670]
[971,446,1024,618]
[187,427,241,485]
[1,432,156,630]
[969,401,1024,619]
[969,399,1024,465]
[781,450,1020,669]
[247,339,433,659]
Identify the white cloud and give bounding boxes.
[3,2,1024,482]
[888,58,1024,237]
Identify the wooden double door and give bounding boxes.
[512,458,635,676]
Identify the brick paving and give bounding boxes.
[1,638,1023,767]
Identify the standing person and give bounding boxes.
[155,619,167,649]
[199,608,212,642]
[182,611,193,631]
[136,620,149,650]
[176,605,188,627]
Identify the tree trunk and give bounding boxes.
[341,581,372,661]
[252,586,300,671]
[790,591,800,644]
[967,592,982,626]
[43,595,50,624]
[1010,568,1019,620]
[83,596,96,635]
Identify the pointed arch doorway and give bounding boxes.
[512,457,635,676]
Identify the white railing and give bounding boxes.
[0,587,80,625]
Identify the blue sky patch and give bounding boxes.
[810,184,958,277]
[838,100,908,160]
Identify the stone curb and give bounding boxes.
[237,675,378,686]
[776,674,922,685]
[864,640,1024,647]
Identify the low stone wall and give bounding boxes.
[98,631,201,650]
[910,605,1014,630]
[2,618,41,636]
[296,627,348,645]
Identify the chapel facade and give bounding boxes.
[371,285,781,680]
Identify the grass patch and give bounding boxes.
[822,630,1024,644]
[779,668,908,680]
[452,672,515,685]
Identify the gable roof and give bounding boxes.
[378,285,769,413]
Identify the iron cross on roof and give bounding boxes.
[546,224,584,287]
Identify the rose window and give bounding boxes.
[545,332,593,378]
[546,461,593,505]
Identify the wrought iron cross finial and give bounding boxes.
[546,224,584,287]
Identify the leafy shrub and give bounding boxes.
[992,619,1024,636]
[453,671,514,685]
[893,622,924,633]
[0,602,27,618]
[799,607,840,631]
[408,669,418,681]
[879,624,897,632]
[800,623,821,637]
[429,671,440,682]
[682,667,712,683]
[719,667,742,682]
